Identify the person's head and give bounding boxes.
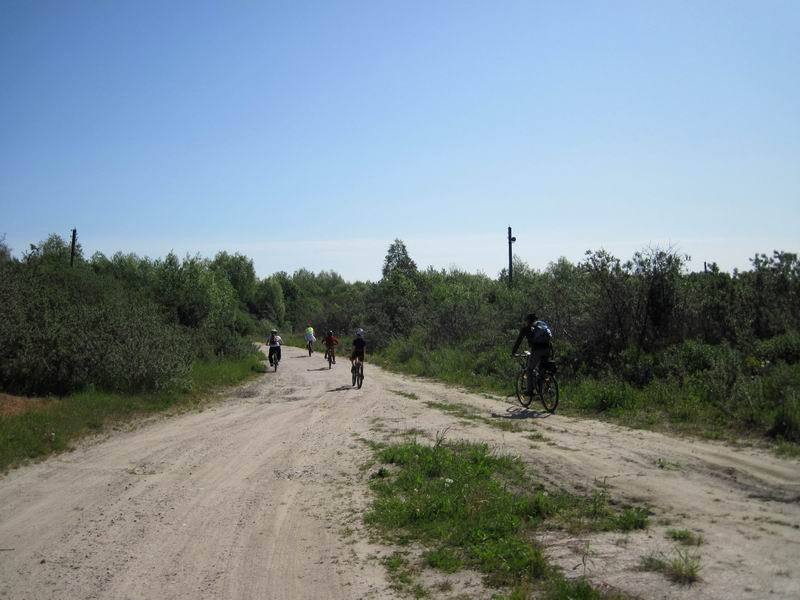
[327,330,333,336]
[271,329,278,335]
[307,322,312,327]
[355,328,364,338]
[525,313,538,325]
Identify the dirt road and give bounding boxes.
[1,346,798,599]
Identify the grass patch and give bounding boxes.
[354,436,386,452]
[191,354,267,390]
[665,529,704,546]
[640,548,701,584]
[384,552,426,597]
[365,436,644,595]
[0,353,265,471]
[392,390,420,400]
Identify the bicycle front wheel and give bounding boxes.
[515,369,533,408]
[539,375,559,413]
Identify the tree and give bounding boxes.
[23,233,84,267]
[253,277,286,324]
[0,234,11,263]
[212,251,257,307]
[382,239,418,279]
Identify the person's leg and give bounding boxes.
[531,349,549,393]
[276,347,282,363]
[268,347,275,365]
[525,353,535,395]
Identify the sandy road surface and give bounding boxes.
[1,346,799,599]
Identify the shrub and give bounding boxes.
[0,263,192,395]
[762,364,800,442]
[755,332,800,365]
[572,379,640,413]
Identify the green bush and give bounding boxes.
[763,364,800,441]
[0,264,192,395]
[572,379,640,413]
[755,332,800,365]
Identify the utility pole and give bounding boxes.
[70,228,77,267]
[507,226,516,288]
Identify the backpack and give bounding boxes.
[531,320,553,345]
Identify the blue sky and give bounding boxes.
[1,0,798,280]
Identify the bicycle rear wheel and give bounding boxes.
[328,352,332,369]
[515,369,533,408]
[356,363,364,389]
[539,375,559,413]
[351,364,357,386]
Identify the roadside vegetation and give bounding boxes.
[0,233,272,469]
[364,435,638,598]
[3,233,798,459]
[246,239,800,449]
[0,353,265,471]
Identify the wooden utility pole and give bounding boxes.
[70,229,77,267]
[507,226,516,288]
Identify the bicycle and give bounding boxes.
[269,349,280,372]
[325,348,335,369]
[513,352,559,413]
[351,358,364,389]
[306,339,314,357]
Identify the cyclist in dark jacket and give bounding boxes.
[511,313,553,398]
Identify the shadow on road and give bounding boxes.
[306,367,330,372]
[490,406,551,420]
[327,386,354,393]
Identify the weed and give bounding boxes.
[425,547,462,572]
[640,548,701,584]
[615,507,650,531]
[654,458,679,470]
[383,552,425,596]
[435,580,453,592]
[667,548,702,584]
[392,390,420,400]
[353,436,385,451]
[370,467,391,480]
[665,529,704,546]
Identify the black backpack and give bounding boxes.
[531,320,553,345]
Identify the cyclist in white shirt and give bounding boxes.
[268,329,283,367]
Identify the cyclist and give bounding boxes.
[322,330,339,363]
[350,328,366,368]
[511,313,553,399]
[304,323,316,352]
[267,329,283,367]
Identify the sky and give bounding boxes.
[1,0,798,281]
